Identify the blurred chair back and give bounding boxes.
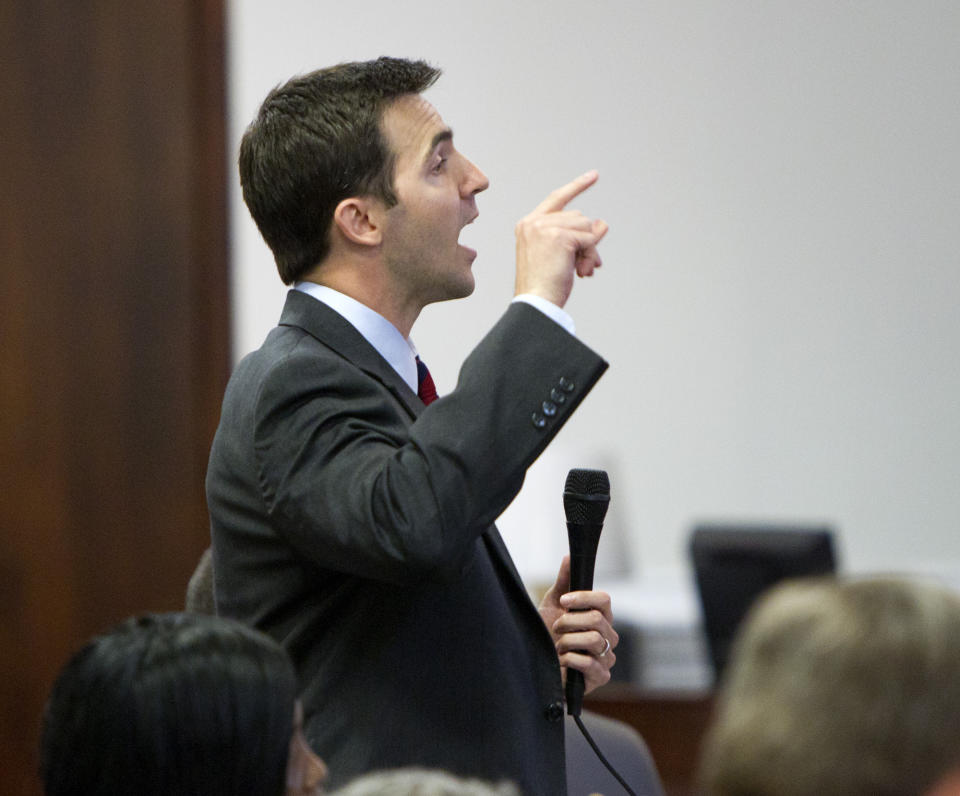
[690,524,837,680]
[565,710,666,796]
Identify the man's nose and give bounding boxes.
[463,158,489,196]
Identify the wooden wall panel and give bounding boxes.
[0,2,228,792]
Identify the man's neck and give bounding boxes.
[301,259,420,338]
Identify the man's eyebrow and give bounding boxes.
[423,129,453,161]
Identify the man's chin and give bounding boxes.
[429,274,475,304]
[448,277,476,301]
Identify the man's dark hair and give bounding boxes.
[239,57,441,284]
[40,612,298,796]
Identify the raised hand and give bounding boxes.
[514,171,609,308]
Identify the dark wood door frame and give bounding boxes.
[1,3,229,792]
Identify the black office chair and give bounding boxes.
[690,523,838,680]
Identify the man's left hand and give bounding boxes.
[539,556,619,694]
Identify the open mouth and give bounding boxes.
[458,214,479,258]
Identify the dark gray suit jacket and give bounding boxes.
[206,290,608,793]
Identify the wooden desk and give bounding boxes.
[585,685,715,796]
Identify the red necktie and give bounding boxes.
[416,356,439,405]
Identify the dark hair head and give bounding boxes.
[239,57,441,284]
[40,612,298,796]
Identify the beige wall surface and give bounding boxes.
[228,1,960,588]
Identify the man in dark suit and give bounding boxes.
[206,57,617,793]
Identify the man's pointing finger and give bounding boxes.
[533,170,599,215]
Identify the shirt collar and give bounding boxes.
[293,282,418,393]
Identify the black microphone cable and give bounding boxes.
[572,713,638,796]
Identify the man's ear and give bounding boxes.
[332,196,383,248]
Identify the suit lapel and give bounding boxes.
[278,290,424,420]
[483,526,561,652]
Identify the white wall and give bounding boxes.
[227,1,960,593]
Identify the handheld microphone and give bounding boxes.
[563,468,610,717]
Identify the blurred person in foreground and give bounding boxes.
[40,612,327,796]
[330,767,520,795]
[699,576,960,796]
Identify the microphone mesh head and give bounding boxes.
[564,468,610,496]
[563,469,610,524]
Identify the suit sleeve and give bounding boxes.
[253,301,608,584]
